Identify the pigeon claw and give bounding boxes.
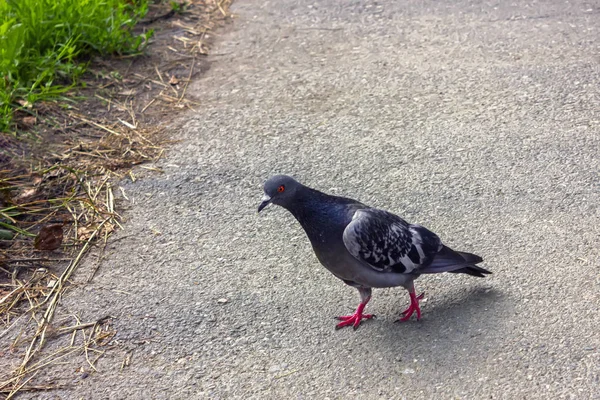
[335,313,374,330]
[397,292,424,322]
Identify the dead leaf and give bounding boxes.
[21,116,37,126]
[16,187,36,202]
[17,99,32,108]
[77,225,96,241]
[169,75,180,85]
[118,89,137,96]
[34,224,64,251]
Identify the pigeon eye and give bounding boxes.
[277,185,285,193]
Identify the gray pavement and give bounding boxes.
[17,0,600,398]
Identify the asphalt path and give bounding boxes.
[17,0,599,398]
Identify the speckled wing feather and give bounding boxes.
[342,208,443,274]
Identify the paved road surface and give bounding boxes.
[21,0,600,398]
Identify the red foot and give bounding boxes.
[335,299,374,330]
[335,312,375,330]
[397,292,424,322]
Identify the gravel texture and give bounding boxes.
[14,0,599,398]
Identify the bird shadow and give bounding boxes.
[371,285,510,361]
[420,285,505,321]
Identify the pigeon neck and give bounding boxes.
[285,187,351,237]
[285,186,327,213]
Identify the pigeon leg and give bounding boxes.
[335,287,374,330]
[397,286,424,322]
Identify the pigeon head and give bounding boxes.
[258,175,302,212]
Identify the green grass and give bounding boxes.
[0,0,152,132]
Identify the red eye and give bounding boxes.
[277,185,285,193]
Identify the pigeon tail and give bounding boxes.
[448,264,491,278]
[420,245,491,277]
[455,250,483,264]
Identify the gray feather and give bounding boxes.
[343,209,442,275]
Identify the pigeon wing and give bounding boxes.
[342,208,443,274]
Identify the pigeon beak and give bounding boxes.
[258,194,272,213]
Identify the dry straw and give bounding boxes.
[1,1,232,395]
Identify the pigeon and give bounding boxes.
[258,175,491,330]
